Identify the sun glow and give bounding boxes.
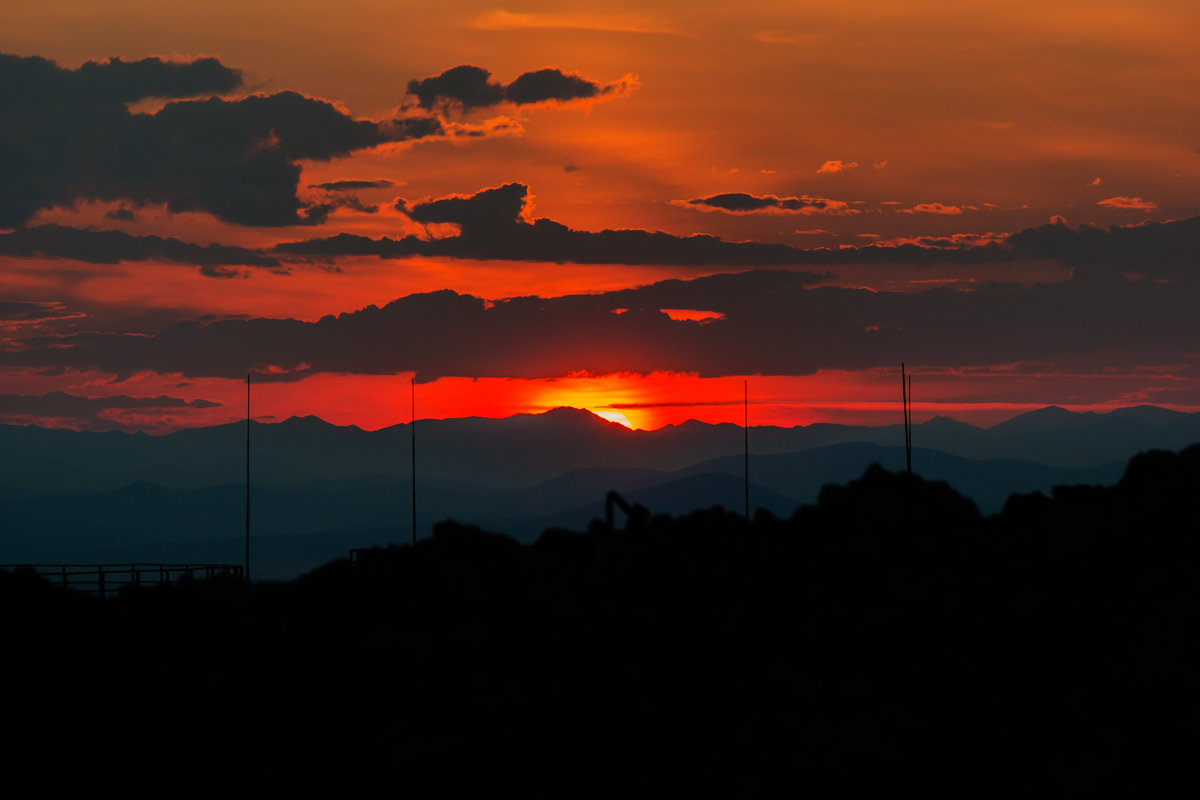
[593,409,634,429]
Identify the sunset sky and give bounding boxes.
[3,1,1199,432]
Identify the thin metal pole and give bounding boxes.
[907,373,913,474]
[744,379,749,520]
[411,377,417,547]
[245,373,251,582]
[901,363,911,475]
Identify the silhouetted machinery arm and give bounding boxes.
[605,491,650,531]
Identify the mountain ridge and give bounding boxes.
[4,404,1197,494]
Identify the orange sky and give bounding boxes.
[2,2,1199,432]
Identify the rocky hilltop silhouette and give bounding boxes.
[5,445,1200,795]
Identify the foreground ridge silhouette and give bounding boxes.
[5,445,1200,797]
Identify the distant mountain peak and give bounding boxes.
[922,415,980,430]
[990,405,1090,430]
[535,406,636,430]
[1108,405,1186,423]
[1032,405,1075,416]
[540,406,600,419]
[279,414,338,429]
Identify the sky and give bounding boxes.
[2,1,1199,432]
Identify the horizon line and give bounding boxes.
[3,402,1195,437]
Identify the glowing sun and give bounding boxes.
[594,409,635,429]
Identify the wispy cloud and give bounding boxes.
[817,160,859,174]
[1098,196,1157,210]
[897,203,963,215]
[679,192,856,216]
[471,10,676,34]
[307,179,396,191]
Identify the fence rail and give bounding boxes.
[0,563,244,597]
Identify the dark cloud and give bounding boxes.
[308,179,395,191]
[690,194,782,212]
[405,182,528,232]
[303,179,399,219]
[682,192,856,216]
[686,193,830,213]
[0,391,220,430]
[105,208,137,221]
[282,183,861,266]
[301,196,381,223]
[0,53,444,227]
[0,300,84,324]
[0,391,219,416]
[504,68,599,104]
[0,53,242,112]
[406,65,625,111]
[3,269,1195,386]
[407,65,505,111]
[280,186,1200,278]
[1006,217,1200,280]
[0,224,280,272]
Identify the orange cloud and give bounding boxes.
[439,115,525,140]
[1097,196,1157,210]
[897,203,963,215]
[471,10,676,34]
[817,160,859,174]
[880,232,1008,248]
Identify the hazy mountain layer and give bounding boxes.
[0,441,1129,577]
[3,405,1195,498]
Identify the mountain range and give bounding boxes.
[2,404,1196,578]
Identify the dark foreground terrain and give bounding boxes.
[6,446,1200,797]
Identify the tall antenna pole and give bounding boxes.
[902,363,912,475]
[411,376,417,547]
[744,379,750,520]
[907,373,913,474]
[245,373,251,582]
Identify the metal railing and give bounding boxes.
[0,563,244,597]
